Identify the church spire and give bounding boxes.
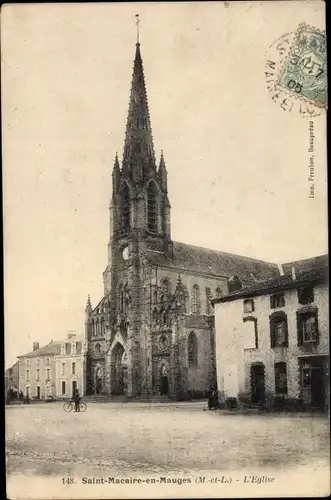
[122,19,156,177]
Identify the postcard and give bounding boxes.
[3,2,329,499]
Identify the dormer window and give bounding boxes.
[243,299,254,314]
[71,342,76,355]
[298,286,314,305]
[270,292,285,309]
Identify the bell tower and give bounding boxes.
[103,34,173,295]
[102,20,173,397]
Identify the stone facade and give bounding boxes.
[84,41,281,400]
[5,361,20,397]
[213,266,329,411]
[54,334,86,399]
[17,335,86,400]
[18,342,58,399]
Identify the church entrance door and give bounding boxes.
[111,343,127,396]
[160,364,169,396]
[95,367,103,394]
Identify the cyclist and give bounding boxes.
[73,389,81,412]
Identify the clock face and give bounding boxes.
[122,246,129,260]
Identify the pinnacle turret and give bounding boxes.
[112,152,121,193]
[85,294,92,315]
[158,150,168,192]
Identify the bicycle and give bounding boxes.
[63,400,87,413]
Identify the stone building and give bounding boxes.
[18,341,59,399]
[5,361,20,398]
[17,333,86,399]
[54,333,86,399]
[84,40,280,400]
[212,256,329,411]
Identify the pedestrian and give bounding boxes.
[73,389,81,412]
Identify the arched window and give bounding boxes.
[119,284,124,314]
[123,283,129,314]
[205,287,212,315]
[95,343,101,356]
[182,286,189,313]
[160,308,167,326]
[120,183,130,232]
[91,319,95,336]
[96,318,100,336]
[215,287,223,299]
[188,332,198,367]
[147,182,157,232]
[153,290,158,304]
[100,317,105,335]
[191,284,200,314]
[161,278,171,300]
[152,308,158,325]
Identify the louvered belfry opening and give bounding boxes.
[120,183,130,232]
[147,182,157,232]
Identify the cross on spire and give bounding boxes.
[135,14,140,44]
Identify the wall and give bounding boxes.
[214,283,329,403]
[55,354,85,398]
[18,356,56,398]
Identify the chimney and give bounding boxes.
[291,266,296,280]
[277,263,285,276]
[33,342,39,351]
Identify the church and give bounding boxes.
[84,38,280,400]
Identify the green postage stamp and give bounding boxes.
[276,23,327,108]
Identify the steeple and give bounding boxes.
[122,36,156,177]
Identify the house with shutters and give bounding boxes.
[212,256,329,411]
[17,333,86,400]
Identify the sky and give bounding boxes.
[2,2,327,368]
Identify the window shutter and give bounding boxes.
[270,316,276,347]
[297,312,303,346]
[314,312,319,345]
[284,316,289,347]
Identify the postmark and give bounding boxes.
[264,26,327,118]
[277,24,327,108]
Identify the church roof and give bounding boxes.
[282,254,328,277]
[146,241,279,284]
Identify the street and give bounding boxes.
[6,402,330,498]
